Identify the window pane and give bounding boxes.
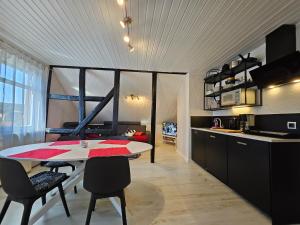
[4,65,14,81]
[4,83,13,103]
[16,69,24,84]
[0,64,6,78]
[0,82,3,102]
[15,87,23,105]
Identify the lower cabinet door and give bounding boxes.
[191,129,207,168]
[206,133,227,183]
[228,137,271,214]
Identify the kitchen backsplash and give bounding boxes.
[191,113,300,134]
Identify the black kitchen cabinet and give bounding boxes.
[191,128,300,225]
[227,137,270,214]
[206,133,227,183]
[191,129,207,168]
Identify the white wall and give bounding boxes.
[46,73,78,141]
[177,75,190,161]
[189,73,212,116]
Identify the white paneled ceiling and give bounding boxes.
[1,0,300,75]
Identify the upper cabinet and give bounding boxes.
[203,54,262,111]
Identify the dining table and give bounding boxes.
[0,139,152,225]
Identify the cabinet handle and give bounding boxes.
[209,135,216,139]
[237,141,247,146]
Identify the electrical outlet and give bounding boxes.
[287,121,297,130]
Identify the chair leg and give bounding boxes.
[54,168,59,173]
[119,190,127,225]
[50,167,54,172]
[41,195,46,205]
[71,166,78,194]
[0,197,11,223]
[58,184,70,217]
[85,194,96,225]
[21,200,33,225]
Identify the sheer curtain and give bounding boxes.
[0,41,47,151]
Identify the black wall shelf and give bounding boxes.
[205,82,257,97]
[204,56,262,111]
[204,60,262,84]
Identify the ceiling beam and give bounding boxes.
[48,94,105,102]
[50,65,187,75]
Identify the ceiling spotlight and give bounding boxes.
[120,17,132,29]
[120,20,125,28]
[128,44,134,52]
[117,0,124,6]
[123,35,130,43]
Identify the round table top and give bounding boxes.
[0,140,152,161]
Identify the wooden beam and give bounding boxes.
[84,96,105,101]
[112,70,120,135]
[45,66,53,141]
[48,94,79,101]
[78,68,86,139]
[50,65,187,75]
[72,88,115,135]
[151,72,157,163]
[48,94,105,102]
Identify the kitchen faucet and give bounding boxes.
[213,118,223,128]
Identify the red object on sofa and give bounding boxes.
[86,133,100,139]
[131,134,149,142]
[134,131,145,136]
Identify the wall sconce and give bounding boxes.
[125,94,140,100]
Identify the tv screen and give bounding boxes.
[162,122,177,137]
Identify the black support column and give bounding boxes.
[45,66,53,141]
[78,68,86,139]
[112,70,120,135]
[151,72,157,163]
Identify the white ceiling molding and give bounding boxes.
[0,0,300,77]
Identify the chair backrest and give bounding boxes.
[0,158,37,198]
[83,156,131,194]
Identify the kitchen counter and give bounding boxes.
[191,127,300,143]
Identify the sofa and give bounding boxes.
[61,121,151,143]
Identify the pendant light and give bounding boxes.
[123,35,130,43]
[117,0,124,6]
[117,0,135,53]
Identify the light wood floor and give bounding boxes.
[0,143,271,225]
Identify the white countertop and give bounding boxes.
[191,127,300,143]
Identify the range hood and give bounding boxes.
[250,25,300,88]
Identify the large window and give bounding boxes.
[0,43,47,149]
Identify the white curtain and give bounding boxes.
[0,42,47,151]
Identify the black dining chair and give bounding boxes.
[83,156,131,225]
[0,158,70,225]
[43,135,81,194]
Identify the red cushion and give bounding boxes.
[132,135,149,142]
[87,134,100,139]
[134,131,145,136]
